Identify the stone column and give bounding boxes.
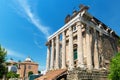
[46,44,51,71]
[94,29,99,69]
[55,35,59,69]
[83,35,87,66]
[50,39,54,70]
[86,26,93,70]
[68,27,74,70]
[62,31,66,69]
[77,22,84,68]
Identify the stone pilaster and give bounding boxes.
[50,39,54,70]
[77,22,84,68]
[86,26,93,70]
[46,44,51,71]
[68,27,74,70]
[94,29,99,69]
[62,31,66,69]
[55,35,59,69]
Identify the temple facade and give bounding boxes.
[44,5,119,80]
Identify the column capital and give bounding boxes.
[52,38,54,42]
[46,40,51,46]
[47,44,50,48]
[62,31,65,35]
[62,31,66,40]
[86,25,90,33]
[56,34,59,40]
[69,26,72,31]
[76,21,82,27]
[94,29,97,36]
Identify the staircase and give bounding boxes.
[35,69,67,80]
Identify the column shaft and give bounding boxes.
[62,31,66,69]
[55,35,59,69]
[50,39,54,70]
[83,36,87,68]
[46,45,50,71]
[94,29,99,69]
[68,27,74,70]
[77,22,84,68]
[86,26,93,70]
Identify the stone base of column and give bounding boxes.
[50,68,53,70]
[46,68,50,71]
[77,64,85,69]
[61,66,66,69]
[50,66,54,70]
[87,64,93,70]
[94,66,99,70]
[55,66,59,70]
[68,65,74,71]
[50,69,53,70]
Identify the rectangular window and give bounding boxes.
[74,49,77,60]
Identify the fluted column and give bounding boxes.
[83,35,87,65]
[77,22,84,68]
[68,27,74,70]
[94,29,99,69]
[55,35,59,69]
[50,39,54,70]
[62,31,66,69]
[46,44,51,71]
[86,26,93,70]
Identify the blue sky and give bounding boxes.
[0,0,120,71]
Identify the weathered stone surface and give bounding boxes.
[67,68,108,80]
[98,34,117,69]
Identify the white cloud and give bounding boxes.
[34,40,42,49]
[13,0,50,39]
[7,49,26,59]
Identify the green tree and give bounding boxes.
[28,71,33,77]
[7,71,19,79]
[0,45,7,78]
[108,52,120,80]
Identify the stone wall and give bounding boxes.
[98,34,117,69]
[67,68,108,80]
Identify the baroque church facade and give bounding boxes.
[36,5,119,80]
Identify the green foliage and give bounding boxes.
[0,45,7,63]
[0,45,7,78]
[28,71,33,77]
[108,52,120,80]
[7,71,19,79]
